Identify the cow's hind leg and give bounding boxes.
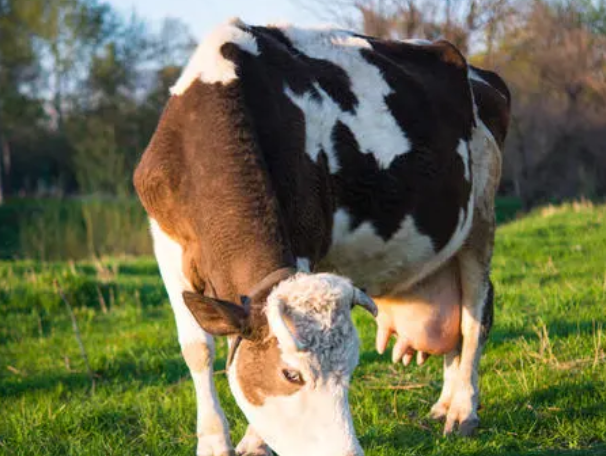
[151,220,234,456]
[431,118,501,436]
[429,348,461,421]
[429,279,493,427]
[430,208,495,436]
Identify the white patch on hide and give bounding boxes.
[395,198,474,295]
[229,362,361,456]
[457,139,471,181]
[171,18,259,95]
[280,26,411,171]
[470,117,502,218]
[322,208,435,295]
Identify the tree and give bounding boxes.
[0,0,195,198]
[297,0,517,54]
[491,0,606,202]
[0,0,46,201]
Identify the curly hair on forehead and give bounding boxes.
[265,273,360,377]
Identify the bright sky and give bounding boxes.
[107,0,332,41]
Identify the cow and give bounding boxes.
[133,18,510,456]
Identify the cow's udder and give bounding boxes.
[375,260,462,357]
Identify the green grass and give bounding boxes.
[1,202,605,455]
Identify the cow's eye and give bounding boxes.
[282,368,304,385]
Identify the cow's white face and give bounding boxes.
[227,273,375,456]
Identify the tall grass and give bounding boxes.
[0,198,151,261]
[0,196,524,261]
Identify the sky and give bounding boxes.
[107,0,335,41]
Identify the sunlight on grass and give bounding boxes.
[1,204,605,455]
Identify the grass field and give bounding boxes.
[1,203,605,455]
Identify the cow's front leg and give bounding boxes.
[152,221,234,455]
[171,298,234,456]
[235,426,272,456]
[182,334,234,455]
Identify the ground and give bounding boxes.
[1,203,605,455]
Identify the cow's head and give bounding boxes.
[183,272,376,456]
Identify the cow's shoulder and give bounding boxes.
[133,94,185,240]
[134,19,264,240]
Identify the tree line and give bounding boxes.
[303,0,606,205]
[0,0,194,201]
[1,0,605,206]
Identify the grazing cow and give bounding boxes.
[134,19,510,456]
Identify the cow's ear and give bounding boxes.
[182,291,251,336]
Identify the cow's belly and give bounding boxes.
[318,212,435,295]
[317,210,464,356]
[318,209,465,296]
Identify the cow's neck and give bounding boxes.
[180,82,296,301]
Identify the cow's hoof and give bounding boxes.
[236,429,273,456]
[196,434,235,456]
[236,442,272,456]
[437,384,480,437]
[428,400,449,421]
[443,407,479,436]
[457,417,480,437]
[236,425,273,456]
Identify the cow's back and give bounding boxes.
[147,20,509,296]
[224,24,480,293]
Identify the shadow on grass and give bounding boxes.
[0,348,229,399]
[474,447,606,456]
[0,371,94,398]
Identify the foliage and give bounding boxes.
[0,204,604,454]
[0,0,195,199]
[303,0,606,207]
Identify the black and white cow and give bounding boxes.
[134,18,510,456]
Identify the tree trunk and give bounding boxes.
[0,135,8,205]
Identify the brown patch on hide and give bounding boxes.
[182,341,213,373]
[133,77,295,302]
[434,40,467,68]
[235,336,303,406]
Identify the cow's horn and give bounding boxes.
[353,288,378,317]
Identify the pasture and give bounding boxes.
[1,202,605,455]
